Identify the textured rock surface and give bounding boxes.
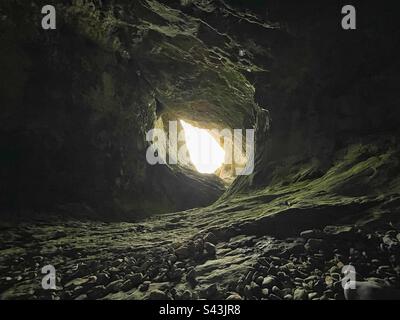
[1,0,400,300]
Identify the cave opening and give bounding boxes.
[179,120,225,174]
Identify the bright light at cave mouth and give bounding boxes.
[180,120,225,174]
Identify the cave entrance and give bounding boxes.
[180,120,225,174]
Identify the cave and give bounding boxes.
[1,0,400,303]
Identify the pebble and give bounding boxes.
[204,232,218,245]
[293,288,308,300]
[204,242,216,257]
[261,276,277,288]
[147,290,170,300]
[226,294,242,300]
[139,281,151,292]
[87,285,107,299]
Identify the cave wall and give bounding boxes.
[1,0,399,219]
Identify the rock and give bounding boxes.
[175,241,195,259]
[284,294,293,300]
[75,294,87,300]
[268,293,281,300]
[138,281,151,292]
[308,292,318,299]
[147,290,171,300]
[261,276,277,289]
[106,279,124,293]
[168,268,184,281]
[344,281,400,300]
[293,288,308,300]
[304,239,325,252]
[226,293,242,300]
[87,285,107,299]
[382,235,397,249]
[204,242,216,257]
[243,285,253,299]
[255,276,264,286]
[202,284,219,298]
[250,281,262,297]
[272,286,282,297]
[204,232,218,245]
[122,273,143,290]
[323,225,353,237]
[96,272,110,285]
[186,268,196,283]
[175,246,190,259]
[130,273,144,286]
[300,229,323,239]
[261,288,269,297]
[181,290,192,300]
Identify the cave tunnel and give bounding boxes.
[1,0,400,302]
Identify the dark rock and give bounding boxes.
[268,293,282,300]
[344,281,400,300]
[147,290,171,300]
[204,242,216,257]
[139,281,151,292]
[106,279,124,293]
[204,232,218,245]
[300,229,323,239]
[87,285,107,299]
[304,239,325,252]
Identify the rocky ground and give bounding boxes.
[1,191,400,300]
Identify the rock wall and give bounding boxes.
[1,0,399,220]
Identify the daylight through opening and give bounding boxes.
[180,120,225,174]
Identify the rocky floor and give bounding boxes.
[1,199,400,300]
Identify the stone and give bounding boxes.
[203,284,219,298]
[293,288,308,300]
[203,232,218,245]
[147,290,170,300]
[106,279,124,293]
[272,286,282,297]
[304,238,325,251]
[300,229,322,239]
[226,294,242,300]
[250,281,262,296]
[204,242,216,257]
[175,246,190,259]
[186,268,196,283]
[139,281,151,292]
[261,276,277,288]
[344,281,400,300]
[87,285,107,299]
[308,292,318,299]
[181,290,192,300]
[122,273,143,290]
[268,293,281,300]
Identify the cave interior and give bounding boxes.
[1,0,400,300]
